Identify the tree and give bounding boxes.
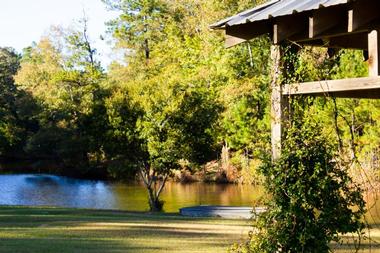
[15,23,108,174]
[104,70,221,210]
[0,47,21,154]
[136,84,220,211]
[102,0,168,60]
[0,47,40,157]
[104,87,143,179]
[103,0,228,210]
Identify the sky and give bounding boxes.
[0,0,120,67]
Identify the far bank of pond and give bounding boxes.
[0,174,264,212]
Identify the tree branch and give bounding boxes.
[155,173,169,199]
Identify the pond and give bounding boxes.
[0,174,264,212]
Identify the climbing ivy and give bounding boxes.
[231,99,366,253]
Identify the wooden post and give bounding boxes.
[270,45,283,161]
[368,30,380,77]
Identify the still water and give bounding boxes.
[0,174,263,212]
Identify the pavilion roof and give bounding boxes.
[210,0,380,49]
[211,0,348,29]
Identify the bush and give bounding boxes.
[233,121,366,253]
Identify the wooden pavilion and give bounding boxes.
[211,0,380,159]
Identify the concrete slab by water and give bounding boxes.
[179,205,266,219]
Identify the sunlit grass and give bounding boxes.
[331,226,380,253]
[0,206,251,253]
[2,206,380,252]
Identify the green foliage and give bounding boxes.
[103,0,168,60]
[221,80,270,155]
[14,25,109,176]
[124,78,221,210]
[234,117,365,253]
[223,42,369,252]
[0,48,21,152]
[104,87,144,176]
[0,47,39,156]
[0,2,374,232]
[217,38,271,180]
[102,0,233,210]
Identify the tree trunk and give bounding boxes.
[147,189,163,212]
[139,166,167,212]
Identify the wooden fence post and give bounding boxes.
[368,30,380,77]
[270,45,283,161]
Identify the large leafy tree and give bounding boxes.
[15,23,108,174]
[0,48,21,154]
[104,0,225,211]
[0,47,39,156]
[136,81,220,211]
[106,69,221,211]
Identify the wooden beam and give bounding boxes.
[273,14,308,44]
[298,39,326,47]
[291,5,353,43]
[348,0,380,33]
[296,33,368,50]
[283,77,380,98]
[225,35,246,48]
[330,89,380,99]
[225,21,271,47]
[328,32,368,50]
[368,30,380,77]
[309,5,347,39]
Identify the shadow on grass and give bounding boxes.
[0,206,247,253]
[0,238,160,253]
[331,222,380,253]
[332,243,380,252]
[0,206,250,227]
[0,205,209,221]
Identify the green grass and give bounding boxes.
[0,206,251,253]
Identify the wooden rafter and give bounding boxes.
[225,21,271,48]
[273,14,308,44]
[309,5,347,39]
[328,32,368,49]
[297,33,368,50]
[348,0,380,33]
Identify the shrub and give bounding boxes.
[232,121,366,253]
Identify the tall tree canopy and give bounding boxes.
[0,48,22,154]
[14,24,109,176]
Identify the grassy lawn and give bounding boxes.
[332,225,380,253]
[0,206,251,253]
[2,206,380,252]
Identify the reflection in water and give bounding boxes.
[1,175,117,210]
[0,174,263,212]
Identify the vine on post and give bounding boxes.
[231,101,366,252]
